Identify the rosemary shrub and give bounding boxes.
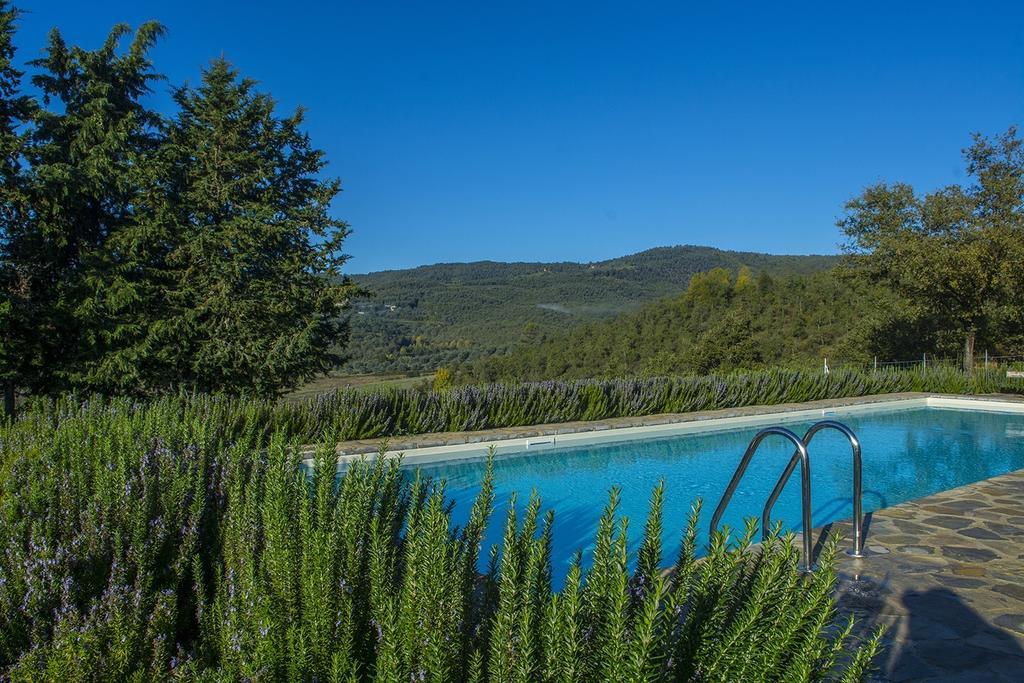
[0,399,883,680]
[13,366,1009,444]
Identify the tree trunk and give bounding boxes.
[963,330,976,374]
[2,382,13,420]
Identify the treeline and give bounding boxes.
[460,127,1024,384]
[346,246,837,375]
[0,4,357,406]
[458,268,872,383]
[459,265,1022,384]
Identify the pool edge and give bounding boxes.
[307,392,1024,467]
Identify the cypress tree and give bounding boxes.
[0,1,34,415]
[133,57,358,396]
[18,22,165,393]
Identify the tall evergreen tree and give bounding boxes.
[14,22,165,394]
[131,58,358,396]
[0,1,34,416]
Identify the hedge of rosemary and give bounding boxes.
[0,401,884,681]
[22,366,1001,444]
[243,366,1014,441]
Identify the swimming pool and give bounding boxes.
[395,399,1024,582]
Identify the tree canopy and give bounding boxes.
[839,129,1024,370]
[0,13,358,403]
[22,21,166,394]
[0,0,34,414]
[137,58,356,395]
[457,267,898,383]
[344,247,837,376]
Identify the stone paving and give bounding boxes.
[826,468,1024,681]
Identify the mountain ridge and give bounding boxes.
[343,245,840,375]
[350,244,838,277]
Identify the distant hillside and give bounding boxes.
[344,245,839,374]
[458,267,892,383]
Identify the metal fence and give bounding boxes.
[823,353,1024,374]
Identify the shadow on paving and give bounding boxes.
[816,466,1024,683]
[883,587,1024,680]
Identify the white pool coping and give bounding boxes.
[312,395,1024,468]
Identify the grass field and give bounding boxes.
[286,372,433,401]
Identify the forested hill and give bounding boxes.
[344,246,838,374]
[457,267,896,383]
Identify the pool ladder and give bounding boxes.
[708,420,864,571]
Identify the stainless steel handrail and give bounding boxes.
[709,426,813,571]
[761,420,864,558]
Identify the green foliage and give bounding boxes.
[0,1,36,413]
[124,58,358,396]
[351,129,1024,384]
[20,20,166,394]
[0,399,883,680]
[839,128,1024,370]
[458,266,959,383]
[8,366,1006,449]
[0,18,358,399]
[433,368,455,393]
[346,247,838,376]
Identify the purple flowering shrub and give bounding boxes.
[260,366,1004,443]
[0,398,884,680]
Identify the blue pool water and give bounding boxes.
[404,406,1024,583]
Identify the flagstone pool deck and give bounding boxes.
[827,468,1024,681]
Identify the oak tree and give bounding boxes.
[838,129,1024,371]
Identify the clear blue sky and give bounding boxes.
[14,1,1024,273]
